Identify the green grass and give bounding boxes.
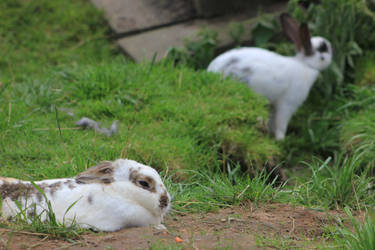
[0,0,117,80]
[166,164,285,213]
[292,154,375,210]
[150,241,183,250]
[333,208,375,250]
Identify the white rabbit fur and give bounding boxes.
[207,14,333,140]
[0,159,171,231]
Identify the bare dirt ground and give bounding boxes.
[0,203,352,249]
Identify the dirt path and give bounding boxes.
[0,203,349,249]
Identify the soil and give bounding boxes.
[0,203,353,250]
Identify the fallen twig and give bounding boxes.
[0,228,49,237]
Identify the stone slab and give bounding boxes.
[91,0,195,34]
[193,0,277,18]
[118,2,286,62]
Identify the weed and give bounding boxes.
[333,207,375,250]
[353,52,375,85]
[228,22,245,47]
[293,153,375,209]
[255,234,315,249]
[251,13,280,48]
[167,163,283,213]
[166,29,218,69]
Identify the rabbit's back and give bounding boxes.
[208,47,317,104]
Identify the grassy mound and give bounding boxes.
[0,59,280,179]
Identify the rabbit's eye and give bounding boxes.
[138,180,150,189]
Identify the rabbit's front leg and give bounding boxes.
[273,100,298,140]
[268,104,276,134]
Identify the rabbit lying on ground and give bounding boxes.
[208,13,333,140]
[0,159,171,231]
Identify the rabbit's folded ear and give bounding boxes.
[75,162,115,184]
[299,23,313,56]
[280,13,303,52]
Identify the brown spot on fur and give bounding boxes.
[47,182,62,196]
[129,170,156,193]
[159,191,169,209]
[241,67,252,73]
[101,178,113,184]
[36,191,42,202]
[0,182,40,201]
[99,167,113,174]
[75,161,115,185]
[87,195,93,204]
[64,180,76,189]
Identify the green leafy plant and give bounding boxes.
[251,13,280,47]
[228,22,245,47]
[166,29,218,69]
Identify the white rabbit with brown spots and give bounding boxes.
[0,159,171,231]
[208,13,333,140]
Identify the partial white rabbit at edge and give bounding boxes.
[208,13,333,140]
[0,159,171,231]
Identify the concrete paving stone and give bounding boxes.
[118,2,286,62]
[91,0,196,34]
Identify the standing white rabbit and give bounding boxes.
[207,13,333,140]
[0,159,171,231]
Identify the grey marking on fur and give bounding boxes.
[87,194,93,204]
[241,67,252,74]
[226,66,252,84]
[223,57,240,70]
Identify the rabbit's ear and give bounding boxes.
[75,162,115,184]
[299,23,313,56]
[280,13,303,52]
